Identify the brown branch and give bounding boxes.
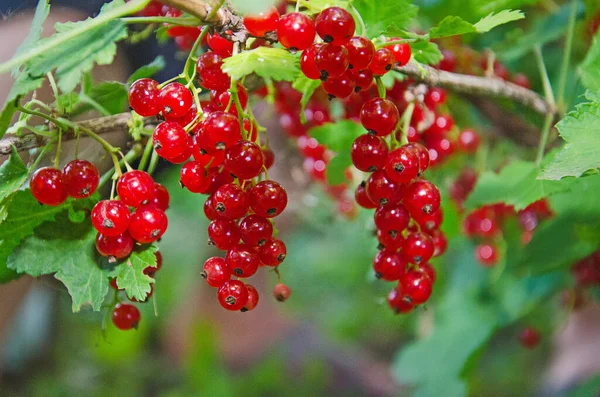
[396,61,557,116]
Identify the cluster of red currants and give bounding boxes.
[30,160,100,206]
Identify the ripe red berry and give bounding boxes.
[218,280,249,311]
[196,52,230,91]
[212,183,250,220]
[224,141,264,180]
[315,7,355,45]
[374,203,410,234]
[206,30,233,57]
[404,143,430,174]
[419,263,436,284]
[241,285,259,312]
[153,122,193,162]
[351,68,374,92]
[250,180,288,218]
[424,87,447,109]
[402,232,434,264]
[208,219,241,250]
[369,48,394,76]
[273,283,291,302]
[457,129,481,153]
[158,82,193,118]
[351,134,389,172]
[315,44,349,79]
[277,12,316,52]
[300,43,324,80]
[204,168,235,195]
[117,171,155,207]
[199,111,242,153]
[386,41,411,66]
[355,181,377,209]
[512,73,531,89]
[388,288,413,314]
[373,250,406,281]
[263,147,275,169]
[180,161,210,193]
[384,146,420,184]
[128,205,168,243]
[360,98,399,136]
[128,78,160,116]
[402,180,441,215]
[92,200,131,236]
[112,303,140,330]
[365,170,404,206]
[96,232,134,259]
[30,167,68,206]
[210,83,248,116]
[143,251,162,278]
[400,269,433,305]
[148,183,169,211]
[413,208,443,232]
[239,214,273,247]
[259,237,286,267]
[201,257,231,287]
[193,146,226,168]
[475,242,499,266]
[345,36,374,70]
[437,49,457,71]
[377,228,405,251]
[62,159,99,199]
[244,7,280,37]
[430,229,448,257]
[519,327,541,349]
[322,71,355,99]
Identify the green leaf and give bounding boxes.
[309,120,364,152]
[81,81,128,115]
[222,47,299,82]
[0,98,19,140]
[580,31,600,91]
[411,39,443,65]
[429,16,477,38]
[539,91,600,180]
[569,374,600,397]
[111,245,157,302]
[353,0,419,39]
[11,0,51,75]
[465,160,572,211]
[297,0,349,14]
[472,9,525,33]
[127,55,166,84]
[230,0,277,14]
[8,227,108,311]
[292,74,321,124]
[326,152,351,186]
[0,147,28,204]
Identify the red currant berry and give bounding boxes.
[351,68,374,92]
[250,180,288,218]
[512,73,531,89]
[128,78,160,117]
[218,280,249,311]
[61,159,99,199]
[404,143,430,174]
[206,30,233,57]
[388,288,414,314]
[402,232,434,264]
[300,43,324,80]
[153,122,193,162]
[475,242,499,266]
[204,195,223,221]
[204,168,235,195]
[196,52,231,91]
[424,114,454,137]
[207,219,241,250]
[457,129,480,153]
[351,134,389,172]
[224,141,264,180]
[345,36,374,70]
[212,183,250,219]
[109,277,120,290]
[241,285,259,312]
[149,183,170,211]
[158,82,193,118]
[201,257,231,287]
[263,147,275,169]
[180,161,210,193]
[128,205,168,243]
[30,167,68,206]
[419,263,436,284]
[437,49,456,71]
[386,40,411,66]
[117,171,155,207]
[365,170,404,206]
[322,71,355,99]
[193,146,226,168]
[413,208,443,232]
[384,146,420,183]
[210,83,248,116]
[355,181,377,209]
[400,269,432,305]
[298,136,326,159]
[424,87,447,109]
[315,7,355,45]
[239,214,273,247]
[226,244,260,277]
[402,180,441,215]
[96,232,134,259]
[377,228,405,251]
[112,303,140,330]
[199,111,242,153]
[277,12,316,52]
[360,98,399,137]
[143,251,162,278]
[369,48,394,76]
[273,283,291,302]
[244,7,280,37]
[315,44,349,80]
[430,229,447,257]
[373,250,406,281]
[92,200,131,236]
[163,102,197,125]
[519,327,541,349]
[374,203,410,234]
[259,237,286,267]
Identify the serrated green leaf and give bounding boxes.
[111,245,157,301]
[11,0,51,76]
[292,74,321,124]
[353,0,419,39]
[465,160,572,211]
[222,47,299,82]
[127,55,166,84]
[411,39,443,65]
[309,120,364,152]
[580,31,600,91]
[0,147,28,204]
[539,91,600,180]
[429,16,477,38]
[473,9,525,32]
[0,98,19,140]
